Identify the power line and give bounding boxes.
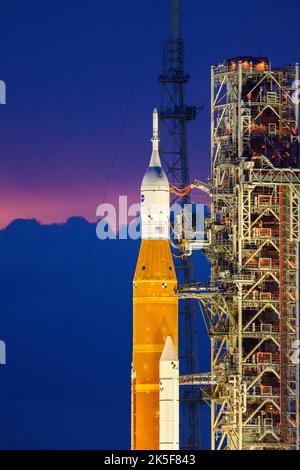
[0,0,128,230]
[229,0,262,51]
[100,0,157,204]
[35,0,156,446]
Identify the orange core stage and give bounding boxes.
[131,239,178,450]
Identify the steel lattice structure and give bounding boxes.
[179,57,300,450]
[159,0,201,449]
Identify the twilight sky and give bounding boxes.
[1,0,300,227]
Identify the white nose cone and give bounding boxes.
[141,109,170,239]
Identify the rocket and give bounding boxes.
[131,109,179,450]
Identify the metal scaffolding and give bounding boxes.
[180,57,300,450]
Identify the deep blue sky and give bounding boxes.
[0,0,299,450]
[1,0,300,226]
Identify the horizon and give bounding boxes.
[2,0,299,227]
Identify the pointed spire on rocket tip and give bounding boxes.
[160,336,178,362]
[152,108,159,148]
[149,108,161,167]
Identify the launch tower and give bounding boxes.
[180,57,300,450]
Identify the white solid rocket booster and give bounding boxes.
[159,336,179,450]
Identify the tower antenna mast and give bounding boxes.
[159,0,202,450]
